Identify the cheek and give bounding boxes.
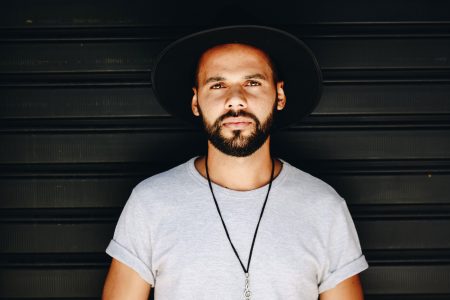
[201,89,228,101]
[197,91,227,112]
[197,99,223,123]
[246,89,277,110]
[246,85,276,98]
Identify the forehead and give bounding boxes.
[200,43,271,60]
[197,43,273,77]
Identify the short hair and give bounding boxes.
[193,44,279,88]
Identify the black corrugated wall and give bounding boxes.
[1,1,450,299]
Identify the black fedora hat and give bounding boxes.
[151,25,322,128]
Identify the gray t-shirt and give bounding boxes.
[106,157,368,299]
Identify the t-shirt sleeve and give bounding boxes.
[318,199,368,293]
[106,188,155,285]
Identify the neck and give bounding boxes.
[194,137,282,191]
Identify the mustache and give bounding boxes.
[217,110,259,124]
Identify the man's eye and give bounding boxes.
[210,83,224,89]
[246,80,261,86]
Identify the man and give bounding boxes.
[103,25,368,299]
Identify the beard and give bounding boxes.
[198,102,276,157]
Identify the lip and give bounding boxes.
[222,117,253,123]
[222,118,253,128]
[223,121,252,128]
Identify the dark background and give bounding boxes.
[1,0,450,299]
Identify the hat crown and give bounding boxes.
[152,25,322,128]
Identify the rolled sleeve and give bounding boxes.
[106,239,155,285]
[106,188,155,285]
[318,254,368,293]
[318,200,369,293]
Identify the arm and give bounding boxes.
[319,274,364,300]
[102,258,151,300]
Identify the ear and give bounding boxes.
[191,87,200,116]
[276,81,286,110]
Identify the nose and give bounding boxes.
[224,85,247,110]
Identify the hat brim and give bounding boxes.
[152,25,322,128]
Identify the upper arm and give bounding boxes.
[102,258,151,300]
[319,274,364,300]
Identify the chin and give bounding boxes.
[223,126,255,135]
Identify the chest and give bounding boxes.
[151,197,325,289]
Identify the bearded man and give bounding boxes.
[103,25,368,300]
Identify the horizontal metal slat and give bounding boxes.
[316,83,450,116]
[365,296,450,300]
[0,265,449,297]
[1,83,449,121]
[1,172,450,209]
[0,86,166,119]
[0,223,114,254]
[1,38,450,74]
[0,268,107,298]
[0,129,449,164]
[0,177,138,209]
[0,131,203,164]
[0,40,166,73]
[1,0,450,28]
[309,38,450,70]
[356,219,450,250]
[2,219,450,253]
[361,265,450,294]
[273,129,450,160]
[322,173,450,205]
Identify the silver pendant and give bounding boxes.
[243,273,251,300]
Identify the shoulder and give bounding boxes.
[130,157,197,205]
[278,160,356,243]
[280,160,345,210]
[282,160,341,197]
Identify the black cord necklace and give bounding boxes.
[205,156,275,300]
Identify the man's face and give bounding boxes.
[191,43,286,157]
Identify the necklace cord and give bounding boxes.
[205,155,275,274]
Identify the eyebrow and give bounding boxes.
[244,73,268,80]
[204,73,268,85]
[204,76,226,85]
